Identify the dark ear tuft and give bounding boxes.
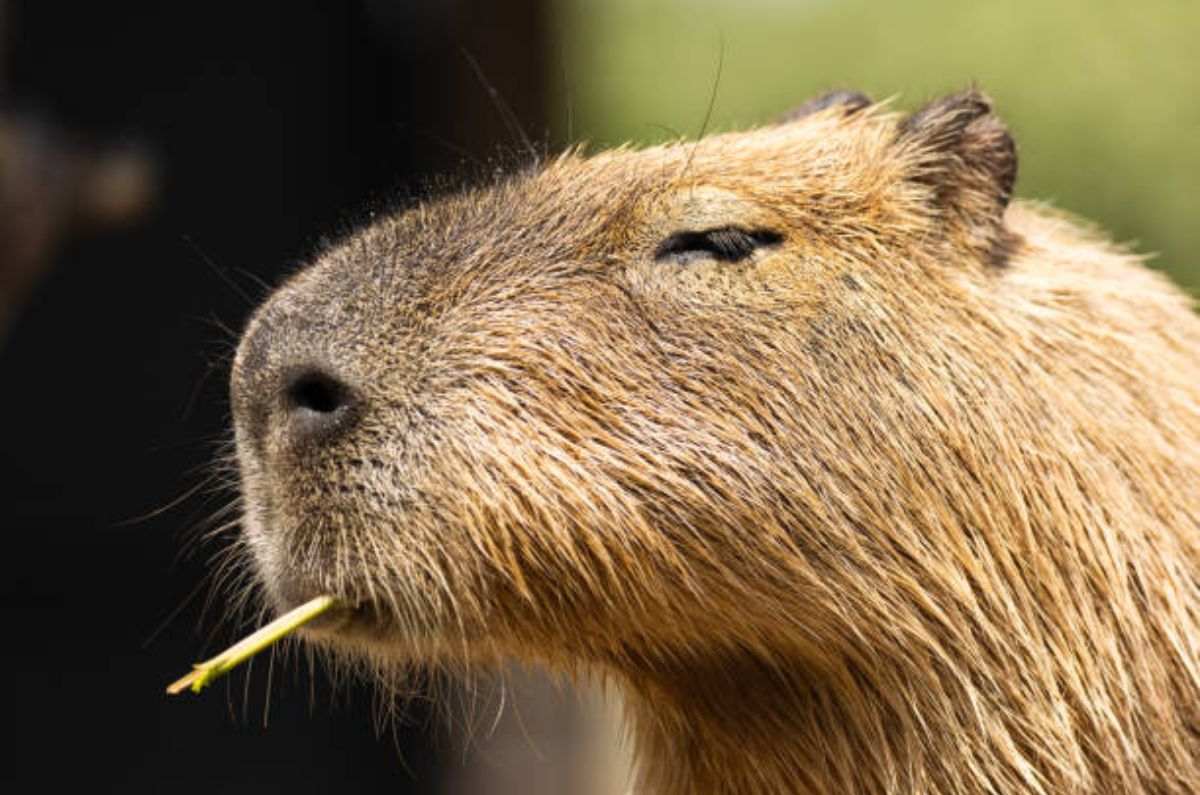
[778,90,871,123]
[897,90,1018,259]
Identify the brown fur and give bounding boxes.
[229,89,1200,794]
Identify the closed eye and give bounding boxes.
[654,226,783,264]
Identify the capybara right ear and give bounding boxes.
[777,90,871,123]
[896,90,1017,254]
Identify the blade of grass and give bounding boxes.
[167,595,337,695]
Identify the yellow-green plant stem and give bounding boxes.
[167,595,337,695]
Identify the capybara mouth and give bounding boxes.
[298,599,391,642]
[264,557,396,639]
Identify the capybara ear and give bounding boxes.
[896,90,1017,249]
[777,90,871,123]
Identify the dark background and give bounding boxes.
[1,2,548,791]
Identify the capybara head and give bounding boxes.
[228,89,1200,794]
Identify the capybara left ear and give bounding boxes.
[897,90,1018,237]
[777,90,871,123]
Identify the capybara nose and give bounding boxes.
[231,307,366,455]
[281,366,362,447]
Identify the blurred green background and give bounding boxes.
[556,0,1199,291]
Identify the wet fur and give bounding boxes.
[229,90,1200,794]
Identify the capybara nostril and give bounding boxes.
[282,367,360,446]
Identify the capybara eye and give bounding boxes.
[654,226,782,265]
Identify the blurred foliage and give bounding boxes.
[555,0,1200,290]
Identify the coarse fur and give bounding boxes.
[228,89,1200,794]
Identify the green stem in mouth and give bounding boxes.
[166,595,338,695]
